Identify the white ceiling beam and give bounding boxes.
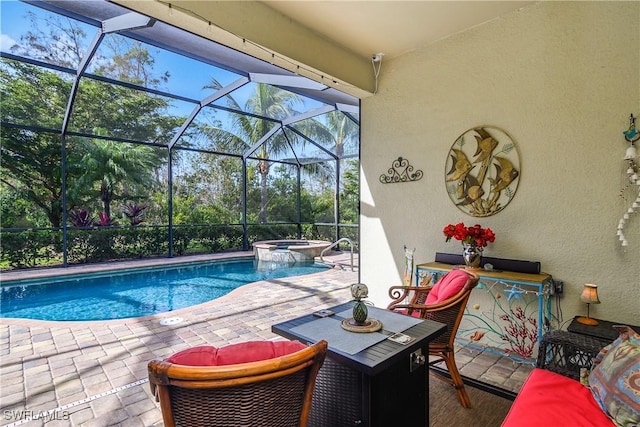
[336,103,359,114]
[249,73,327,91]
[102,12,156,34]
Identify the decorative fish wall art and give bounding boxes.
[445,126,521,217]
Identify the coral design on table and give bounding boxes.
[416,268,552,362]
[459,281,547,361]
[499,307,538,359]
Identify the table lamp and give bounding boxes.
[576,283,600,326]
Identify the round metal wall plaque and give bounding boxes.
[445,126,520,217]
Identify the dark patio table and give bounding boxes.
[272,301,445,427]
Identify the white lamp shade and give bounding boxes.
[580,284,600,304]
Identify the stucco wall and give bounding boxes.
[361,1,639,327]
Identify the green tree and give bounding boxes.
[11,11,87,68]
[340,159,360,224]
[97,38,170,87]
[0,61,70,227]
[200,81,306,223]
[72,139,162,221]
[1,12,179,227]
[303,111,359,197]
[0,185,49,229]
[325,110,359,159]
[171,150,241,225]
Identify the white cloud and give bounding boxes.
[0,34,17,51]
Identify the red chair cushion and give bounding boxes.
[501,368,615,427]
[167,346,218,366]
[167,341,307,366]
[425,270,470,304]
[216,340,306,365]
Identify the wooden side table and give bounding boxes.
[567,316,640,346]
[415,262,553,361]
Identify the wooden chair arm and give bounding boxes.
[388,285,434,296]
[387,285,434,307]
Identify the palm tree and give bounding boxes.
[72,138,161,221]
[200,79,359,224]
[201,81,304,223]
[243,84,305,222]
[296,110,359,199]
[324,110,359,159]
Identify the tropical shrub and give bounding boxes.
[122,202,147,226]
[68,208,94,227]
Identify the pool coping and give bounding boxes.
[0,252,255,283]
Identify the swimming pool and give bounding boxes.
[0,259,329,321]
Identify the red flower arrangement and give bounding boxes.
[443,223,495,248]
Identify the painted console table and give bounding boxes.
[416,262,554,362]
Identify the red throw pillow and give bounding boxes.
[425,270,470,304]
[166,346,218,366]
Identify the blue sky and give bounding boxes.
[0,1,262,117]
[0,1,22,50]
[0,0,335,162]
[1,1,323,115]
[0,0,244,108]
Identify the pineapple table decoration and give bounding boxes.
[351,283,369,324]
[340,283,382,332]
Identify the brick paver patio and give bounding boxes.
[0,252,529,426]
[0,253,356,426]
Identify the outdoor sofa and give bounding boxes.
[502,327,639,427]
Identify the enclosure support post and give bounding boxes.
[168,148,174,257]
[242,159,249,251]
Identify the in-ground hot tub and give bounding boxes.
[252,239,332,262]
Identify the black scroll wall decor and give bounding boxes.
[379,157,423,184]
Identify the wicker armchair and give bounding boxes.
[148,340,328,427]
[387,268,480,408]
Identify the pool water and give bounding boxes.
[0,259,328,321]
